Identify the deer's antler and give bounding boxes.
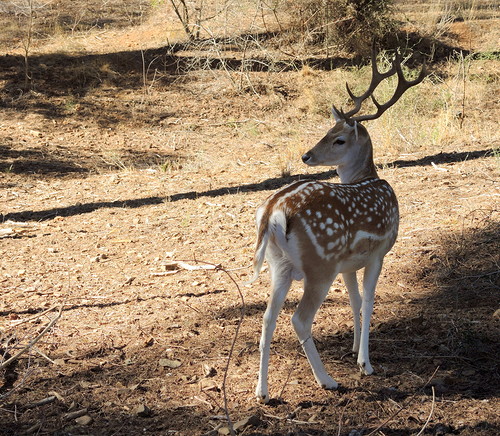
[337,43,426,124]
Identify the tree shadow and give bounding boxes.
[0,139,183,178]
[2,147,494,223]
[0,293,173,318]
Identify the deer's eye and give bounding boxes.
[335,138,346,145]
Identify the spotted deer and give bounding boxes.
[248,47,426,403]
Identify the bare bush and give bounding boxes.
[167,0,231,41]
[283,0,395,55]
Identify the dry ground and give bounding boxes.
[1,1,499,435]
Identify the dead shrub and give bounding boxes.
[283,0,395,55]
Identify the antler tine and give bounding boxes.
[352,53,426,122]
[343,43,397,119]
[332,104,352,125]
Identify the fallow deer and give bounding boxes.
[248,47,426,403]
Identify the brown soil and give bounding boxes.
[1,3,499,436]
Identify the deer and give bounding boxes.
[247,46,426,403]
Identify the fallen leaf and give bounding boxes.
[48,391,65,402]
[134,404,152,417]
[203,364,217,377]
[200,379,219,392]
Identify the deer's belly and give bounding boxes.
[337,230,396,272]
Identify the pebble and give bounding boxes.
[75,415,93,425]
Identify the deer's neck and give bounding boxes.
[337,140,378,184]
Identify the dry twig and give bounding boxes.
[176,259,245,436]
[415,386,436,436]
[1,305,64,369]
[366,366,440,436]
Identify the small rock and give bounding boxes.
[159,358,181,368]
[493,308,500,319]
[124,276,135,285]
[75,415,93,425]
[134,404,152,417]
[233,415,261,431]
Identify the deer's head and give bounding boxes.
[302,44,426,179]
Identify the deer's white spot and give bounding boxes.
[327,241,337,250]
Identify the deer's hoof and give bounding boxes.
[320,376,338,390]
[256,394,269,404]
[358,361,374,376]
[256,385,269,404]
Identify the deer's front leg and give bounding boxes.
[256,267,292,403]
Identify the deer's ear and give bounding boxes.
[331,106,343,122]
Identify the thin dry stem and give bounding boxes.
[178,258,246,436]
[366,366,440,436]
[0,305,64,370]
[415,386,436,436]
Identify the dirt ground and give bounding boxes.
[1,2,499,435]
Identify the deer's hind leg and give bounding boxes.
[256,252,294,403]
[343,271,362,354]
[358,258,384,375]
[291,276,338,390]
